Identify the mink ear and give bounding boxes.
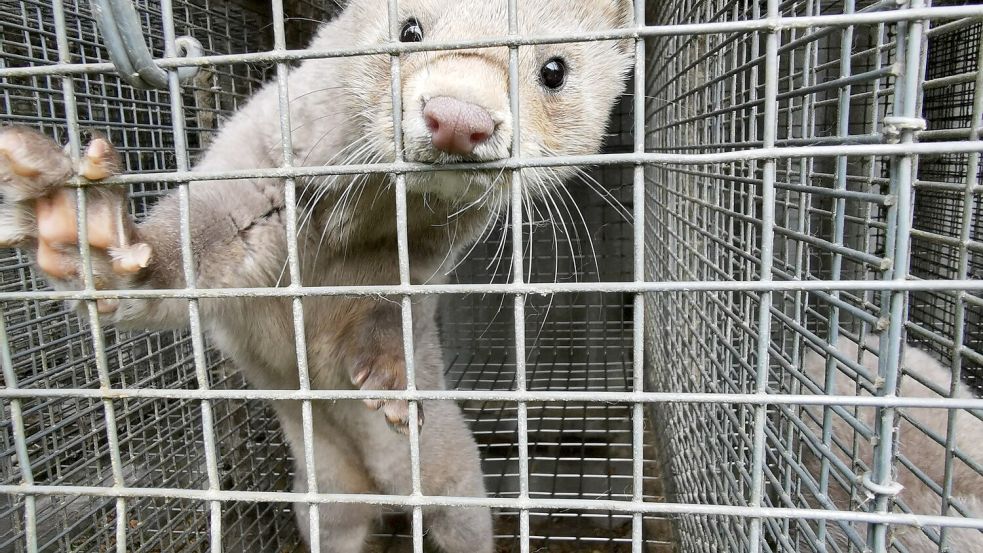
[612,0,637,28]
[581,0,636,54]
[584,0,636,29]
[609,0,638,55]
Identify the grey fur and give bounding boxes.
[802,337,983,552]
[0,1,635,551]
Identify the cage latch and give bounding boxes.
[881,116,927,144]
[89,0,203,89]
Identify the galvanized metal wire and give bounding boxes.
[645,1,983,552]
[0,0,981,552]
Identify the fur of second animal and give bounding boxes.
[801,336,983,552]
[0,1,635,551]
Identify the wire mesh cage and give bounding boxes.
[644,0,983,551]
[0,0,981,553]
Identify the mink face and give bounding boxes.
[335,0,634,205]
[0,3,637,552]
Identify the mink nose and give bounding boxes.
[423,96,496,156]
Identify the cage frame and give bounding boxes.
[0,0,982,552]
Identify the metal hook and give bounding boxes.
[89,0,203,89]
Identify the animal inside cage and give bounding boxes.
[0,0,981,552]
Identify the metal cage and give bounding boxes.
[0,0,981,552]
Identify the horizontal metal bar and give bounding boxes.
[2,484,982,530]
[649,65,897,126]
[919,127,983,140]
[925,16,981,37]
[912,179,983,192]
[1,387,981,410]
[1,6,980,80]
[0,279,980,302]
[60,141,983,188]
[677,193,890,269]
[910,228,983,253]
[904,320,983,368]
[923,70,978,89]
[647,134,887,153]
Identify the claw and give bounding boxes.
[109,243,151,274]
[0,148,41,178]
[78,137,120,181]
[350,349,421,433]
[383,401,424,435]
[352,369,370,388]
[96,298,120,314]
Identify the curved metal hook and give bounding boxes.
[89,0,203,89]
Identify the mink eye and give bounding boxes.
[540,58,567,90]
[400,18,424,42]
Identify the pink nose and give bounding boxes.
[422,96,495,156]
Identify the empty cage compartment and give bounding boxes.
[645,0,983,552]
[0,0,981,553]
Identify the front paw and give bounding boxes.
[351,350,424,435]
[0,127,151,312]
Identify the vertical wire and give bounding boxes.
[743,15,763,548]
[506,1,530,551]
[158,0,224,549]
[725,4,743,546]
[780,6,801,545]
[801,0,836,546]
[747,0,780,550]
[630,0,646,551]
[52,0,127,549]
[869,0,927,550]
[817,0,855,546]
[857,22,888,545]
[0,309,36,551]
[937,26,983,552]
[386,2,425,552]
[268,1,320,550]
[161,0,222,552]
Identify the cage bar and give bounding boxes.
[0,0,981,552]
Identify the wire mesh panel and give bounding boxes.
[0,0,332,549]
[0,0,982,552]
[0,0,660,551]
[644,0,983,552]
[909,0,983,391]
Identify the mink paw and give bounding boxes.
[0,127,150,308]
[352,351,424,434]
